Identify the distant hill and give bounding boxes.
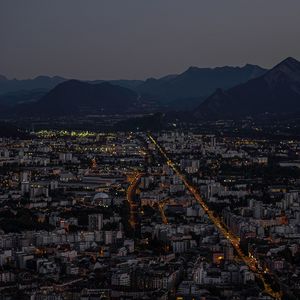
[0,89,48,115]
[91,79,143,91]
[0,75,66,95]
[0,77,143,113]
[194,57,300,119]
[0,64,266,111]
[0,89,47,107]
[15,80,139,116]
[137,64,267,105]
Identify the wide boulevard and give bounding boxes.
[148,134,282,300]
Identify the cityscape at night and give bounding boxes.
[1,1,300,299]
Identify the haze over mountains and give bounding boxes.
[0,63,267,114]
[1,57,300,119]
[0,75,65,95]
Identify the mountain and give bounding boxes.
[0,75,66,95]
[0,89,48,115]
[0,63,267,113]
[0,74,143,95]
[194,57,300,119]
[0,63,266,110]
[15,80,139,116]
[0,89,47,107]
[91,80,143,90]
[137,64,267,104]
[0,76,143,111]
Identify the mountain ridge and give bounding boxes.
[137,64,267,104]
[15,80,139,117]
[194,57,300,119]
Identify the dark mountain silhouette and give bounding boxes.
[0,64,266,111]
[0,75,66,95]
[194,57,300,119]
[137,64,267,104]
[16,80,139,116]
[91,79,143,90]
[0,89,47,107]
[0,78,144,113]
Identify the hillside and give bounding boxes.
[194,57,300,119]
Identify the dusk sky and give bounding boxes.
[1,0,300,80]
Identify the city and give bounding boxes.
[1,1,300,299]
[0,120,300,299]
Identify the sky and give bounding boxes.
[1,0,300,80]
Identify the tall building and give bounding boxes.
[210,136,216,148]
[88,214,103,231]
[20,171,30,195]
[253,201,263,219]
